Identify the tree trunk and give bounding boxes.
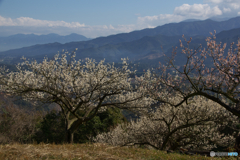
[65,118,83,143]
[65,129,74,144]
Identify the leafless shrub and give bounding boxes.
[0,102,44,144]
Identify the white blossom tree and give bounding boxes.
[94,96,238,151]
[0,49,154,143]
[94,33,240,151]
[149,31,240,118]
[140,32,240,148]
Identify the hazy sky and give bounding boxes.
[0,0,240,38]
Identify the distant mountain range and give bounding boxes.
[0,33,91,51]
[1,16,240,69]
[182,16,232,22]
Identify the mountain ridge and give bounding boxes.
[1,16,240,68]
[0,33,91,52]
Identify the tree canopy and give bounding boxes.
[0,49,154,143]
[145,32,240,118]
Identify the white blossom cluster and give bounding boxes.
[1,47,238,146]
[0,50,155,138]
[94,96,238,151]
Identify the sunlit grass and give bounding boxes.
[0,142,237,160]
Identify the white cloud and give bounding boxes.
[137,3,224,28]
[1,0,240,38]
[205,0,240,10]
[0,16,85,28]
[229,3,240,9]
[0,15,138,38]
[223,7,231,12]
[205,0,223,4]
[137,14,184,28]
[206,0,240,18]
[137,0,240,28]
[212,6,223,15]
[0,15,139,38]
[135,13,141,16]
[174,4,222,17]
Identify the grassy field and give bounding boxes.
[0,143,238,160]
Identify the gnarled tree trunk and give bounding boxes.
[65,118,83,143]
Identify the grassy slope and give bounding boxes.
[0,143,236,160]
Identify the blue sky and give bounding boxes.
[0,0,240,38]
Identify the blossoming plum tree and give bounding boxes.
[94,96,238,150]
[0,49,154,143]
[151,31,240,116]
[142,31,240,148]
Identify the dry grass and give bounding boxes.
[0,143,238,160]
